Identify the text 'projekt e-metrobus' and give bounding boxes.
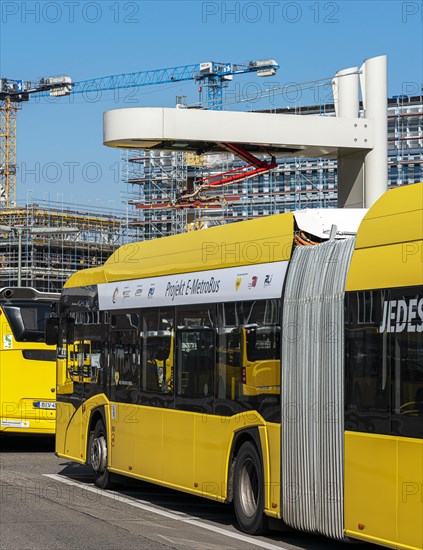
[47,182,423,549]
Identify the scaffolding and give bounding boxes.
[388,95,423,186]
[0,199,141,291]
[121,149,338,236]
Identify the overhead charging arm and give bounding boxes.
[175,142,277,206]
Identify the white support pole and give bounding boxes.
[332,67,359,119]
[333,66,363,208]
[362,55,388,207]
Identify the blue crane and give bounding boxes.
[69,59,279,110]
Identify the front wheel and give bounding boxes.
[90,420,115,489]
[233,441,268,535]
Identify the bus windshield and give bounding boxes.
[2,301,53,342]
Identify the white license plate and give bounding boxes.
[33,401,56,410]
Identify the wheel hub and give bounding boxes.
[91,435,107,473]
[239,458,258,518]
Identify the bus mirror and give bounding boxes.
[45,318,59,346]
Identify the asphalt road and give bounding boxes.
[0,436,381,550]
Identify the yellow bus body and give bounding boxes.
[0,288,58,435]
[57,394,282,513]
[55,184,422,547]
[344,181,423,550]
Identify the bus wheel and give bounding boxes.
[233,441,268,535]
[91,420,114,490]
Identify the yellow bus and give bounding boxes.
[48,182,422,549]
[0,287,58,435]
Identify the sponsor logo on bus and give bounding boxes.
[379,297,423,333]
[123,289,131,300]
[112,288,119,304]
[148,287,155,299]
[248,276,258,289]
[264,274,273,287]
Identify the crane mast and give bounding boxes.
[0,76,72,208]
[0,98,18,206]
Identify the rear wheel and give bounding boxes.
[233,441,268,535]
[90,420,115,489]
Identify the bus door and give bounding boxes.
[165,326,214,489]
[108,312,141,475]
[55,316,84,458]
[161,305,215,489]
[134,327,173,481]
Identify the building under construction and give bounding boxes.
[0,93,421,291]
[0,200,141,292]
[122,94,422,239]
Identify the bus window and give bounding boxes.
[177,330,214,398]
[345,288,423,439]
[345,291,391,435]
[3,302,53,342]
[175,305,215,412]
[216,300,281,421]
[390,297,423,438]
[110,313,140,404]
[245,325,280,362]
[216,327,242,400]
[141,308,174,394]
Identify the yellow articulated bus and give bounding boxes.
[0,287,59,435]
[48,182,422,549]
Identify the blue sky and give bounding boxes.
[1,0,422,208]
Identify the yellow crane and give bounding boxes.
[0,76,71,207]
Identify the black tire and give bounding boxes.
[233,441,268,535]
[90,420,115,489]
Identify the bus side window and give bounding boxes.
[391,300,423,438]
[175,305,215,411]
[110,313,140,404]
[140,308,174,395]
[177,330,214,398]
[216,327,242,400]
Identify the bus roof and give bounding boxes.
[347,181,423,291]
[64,182,423,290]
[355,181,423,249]
[65,212,296,287]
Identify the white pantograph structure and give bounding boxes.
[104,55,388,209]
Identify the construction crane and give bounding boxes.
[0,60,278,209]
[70,60,278,109]
[0,76,72,208]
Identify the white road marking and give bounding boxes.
[44,474,287,550]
